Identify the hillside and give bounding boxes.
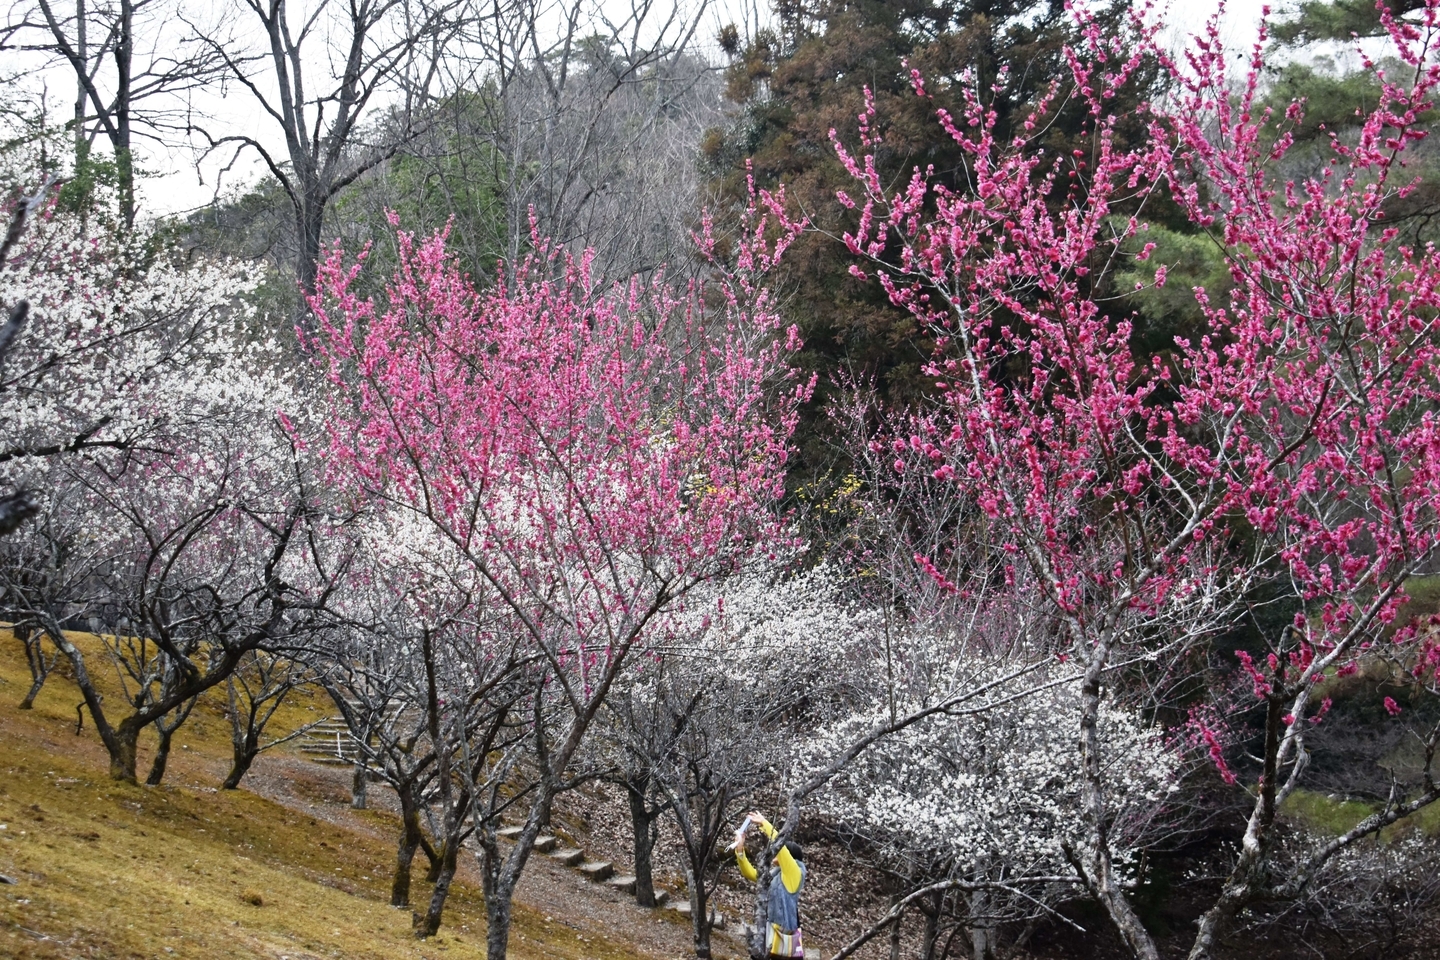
[4,631,1438,960]
[0,629,728,960]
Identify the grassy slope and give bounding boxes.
[1283,787,1440,837]
[0,630,650,960]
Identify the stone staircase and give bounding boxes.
[295,706,405,771]
[297,718,361,767]
[495,825,684,909]
[489,824,769,938]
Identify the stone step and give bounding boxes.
[663,901,726,928]
[605,874,636,895]
[549,847,584,867]
[533,835,557,853]
[495,826,522,840]
[301,715,406,739]
[301,753,364,764]
[577,861,613,882]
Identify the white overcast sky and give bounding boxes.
[9,0,1275,218]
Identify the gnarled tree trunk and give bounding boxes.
[145,724,175,786]
[415,841,459,938]
[390,789,428,908]
[626,779,661,907]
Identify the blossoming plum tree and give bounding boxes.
[816,656,1175,960]
[820,2,1440,957]
[0,159,328,783]
[338,505,544,937]
[28,381,324,784]
[594,558,881,958]
[309,201,807,957]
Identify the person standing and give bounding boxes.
[734,810,806,957]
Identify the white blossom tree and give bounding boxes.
[594,559,878,957]
[0,160,331,781]
[815,655,1177,960]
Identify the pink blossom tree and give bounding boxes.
[821,2,1440,957]
[309,202,806,957]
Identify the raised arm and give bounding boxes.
[750,813,802,893]
[735,845,759,882]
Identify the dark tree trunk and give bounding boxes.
[484,890,513,960]
[111,717,141,783]
[415,842,458,938]
[17,624,50,709]
[223,670,287,791]
[627,781,659,907]
[19,674,45,710]
[889,894,903,960]
[293,197,326,338]
[223,678,261,790]
[391,824,421,909]
[145,723,174,786]
[145,694,198,787]
[74,0,86,163]
[690,879,713,959]
[115,0,135,228]
[223,684,262,789]
[670,787,731,960]
[920,889,941,960]
[222,738,258,790]
[476,793,561,960]
[391,790,425,907]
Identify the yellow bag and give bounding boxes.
[767,922,804,958]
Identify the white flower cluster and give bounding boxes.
[661,559,881,658]
[810,651,1178,887]
[0,152,315,627]
[1259,824,1440,942]
[0,168,285,500]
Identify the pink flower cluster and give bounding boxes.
[308,198,809,668]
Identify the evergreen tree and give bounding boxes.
[1269,0,1440,248]
[706,0,1170,485]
